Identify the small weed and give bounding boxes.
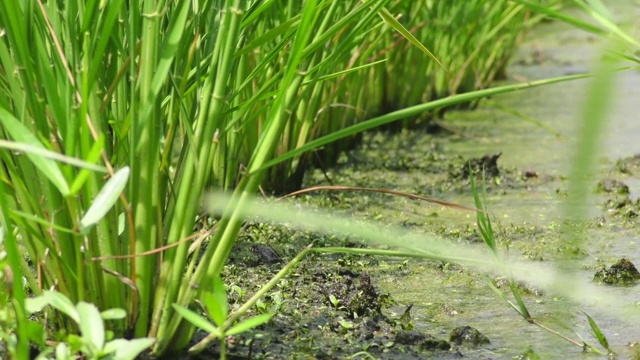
[25,291,154,360]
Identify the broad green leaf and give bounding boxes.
[103,338,155,360]
[204,277,228,328]
[24,295,50,314]
[101,308,127,320]
[117,212,126,236]
[66,334,85,353]
[226,313,274,336]
[172,304,217,334]
[79,166,130,234]
[77,301,105,350]
[55,342,72,360]
[26,321,46,348]
[0,108,70,196]
[26,291,79,323]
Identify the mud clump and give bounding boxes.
[395,330,451,351]
[522,168,538,179]
[596,178,630,195]
[250,244,283,265]
[594,258,640,285]
[321,272,383,317]
[614,154,640,175]
[461,153,502,179]
[449,326,490,347]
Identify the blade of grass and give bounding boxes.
[0,108,70,196]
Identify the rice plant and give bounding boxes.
[0,0,623,358]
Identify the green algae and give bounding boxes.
[190,4,640,358]
[205,124,640,358]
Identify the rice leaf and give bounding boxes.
[584,312,609,350]
[367,3,446,71]
[0,107,70,196]
[255,72,591,173]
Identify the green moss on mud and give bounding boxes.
[192,132,640,359]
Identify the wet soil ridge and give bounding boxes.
[395,330,451,351]
[320,272,382,318]
[593,258,640,285]
[598,154,640,220]
[449,326,491,347]
[207,145,640,358]
[251,244,283,265]
[313,130,556,200]
[597,178,630,196]
[461,153,502,179]
[207,221,499,359]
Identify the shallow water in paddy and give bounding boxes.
[316,4,640,358]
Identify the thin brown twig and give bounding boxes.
[90,226,216,261]
[532,320,585,349]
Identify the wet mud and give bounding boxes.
[182,3,640,359]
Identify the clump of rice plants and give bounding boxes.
[0,0,631,358]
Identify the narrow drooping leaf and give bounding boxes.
[513,0,606,35]
[255,73,592,173]
[226,313,273,336]
[101,308,127,320]
[508,280,531,320]
[0,108,70,196]
[25,291,80,323]
[69,134,106,195]
[373,5,446,71]
[171,304,218,334]
[0,139,108,172]
[104,338,156,360]
[585,312,609,350]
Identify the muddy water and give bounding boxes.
[392,6,640,359]
[305,4,640,359]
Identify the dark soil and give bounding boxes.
[593,258,640,285]
[173,135,640,359]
